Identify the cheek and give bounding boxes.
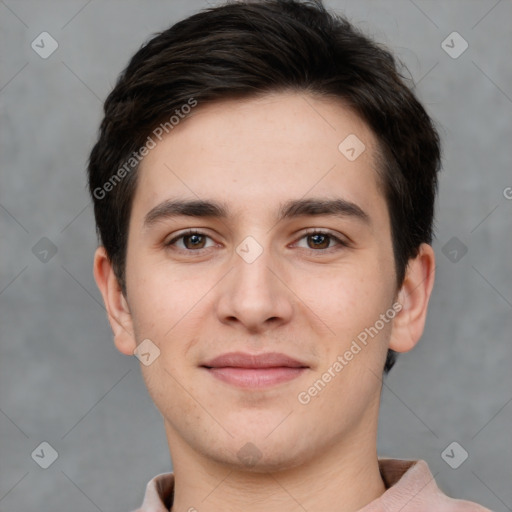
[126,253,201,336]
[295,260,393,335]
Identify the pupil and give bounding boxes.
[187,234,203,248]
[310,234,328,249]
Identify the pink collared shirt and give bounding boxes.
[133,458,493,511]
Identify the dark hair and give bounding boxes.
[87,0,441,374]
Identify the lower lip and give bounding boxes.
[205,367,307,388]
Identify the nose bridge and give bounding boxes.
[231,234,280,300]
[215,233,293,329]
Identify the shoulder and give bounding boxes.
[374,459,494,512]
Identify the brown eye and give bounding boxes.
[182,233,206,249]
[166,230,214,251]
[307,233,331,249]
[295,230,348,251]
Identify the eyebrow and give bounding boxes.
[143,197,370,229]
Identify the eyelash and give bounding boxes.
[165,228,349,254]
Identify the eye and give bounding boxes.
[165,230,215,251]
[294,230,349,251]
[164,229,350,254]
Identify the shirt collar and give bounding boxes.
[135,458,481,512]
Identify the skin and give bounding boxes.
[94,92,435,512]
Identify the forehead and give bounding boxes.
[132,92,386,224]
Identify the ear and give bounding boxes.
[93,246,137,356]
[389,243,436,353]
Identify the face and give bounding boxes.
[111,92,404,471]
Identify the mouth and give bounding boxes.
[200,352,309,389]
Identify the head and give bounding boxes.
[90,0,439,471]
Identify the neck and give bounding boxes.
[166,411,386,512]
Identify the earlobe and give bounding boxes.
[93,246,137,356]
[389,243,436,354]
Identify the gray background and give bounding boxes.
[1,0,511,511]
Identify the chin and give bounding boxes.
[205,432,314,475]
[222,448,309,474]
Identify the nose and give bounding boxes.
[215,240,294,334]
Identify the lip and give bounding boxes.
[201,352,308,389]
[202,351,307,369]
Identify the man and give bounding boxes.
[88,1,492,510]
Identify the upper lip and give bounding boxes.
[201,352,308,369]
